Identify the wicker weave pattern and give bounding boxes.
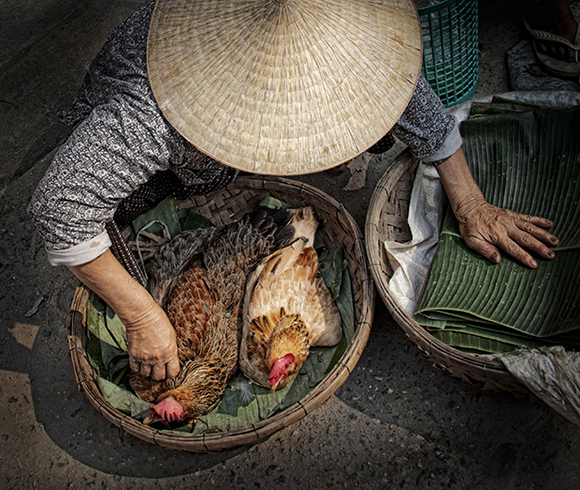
[147,0,423,175]
[68,176,375,452]
[365,151,531,396]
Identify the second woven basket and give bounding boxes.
[365,150,531,396]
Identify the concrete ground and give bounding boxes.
[1,1,580,488]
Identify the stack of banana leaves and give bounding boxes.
[414,98,580,355]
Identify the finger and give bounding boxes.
[513,211,554,228]
[140,363,152,378]
[497,236,537,268]
[129,357,140,372]
[517,220,559,249]
[512,227,557,261]
[151,363,168,382]
[167,357,181,379]
[463,236,502,264]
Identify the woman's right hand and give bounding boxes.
[68,250,180,381]
[124,300,180,381]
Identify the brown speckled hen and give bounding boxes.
[130,208,302,425]
[239,208,343,392]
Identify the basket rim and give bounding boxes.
[68,174,376,452]
[364,150,528,393]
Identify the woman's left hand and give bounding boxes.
[435,148,559,268]
[453,196,559,268]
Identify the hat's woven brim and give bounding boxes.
[148,0,422,175]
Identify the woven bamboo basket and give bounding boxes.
[68,175,375,452]
[364,150,530,396]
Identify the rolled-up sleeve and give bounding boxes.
[391,74,462,164]
[46,231,112,266]
[27,2,182,266]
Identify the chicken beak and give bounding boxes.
[270,380,281,393]
[143,416,154,425]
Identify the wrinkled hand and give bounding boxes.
[67,250,180,382]
[435,148,560,268]
[455,196,559,268]
[124,301,181,381]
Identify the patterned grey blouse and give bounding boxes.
[28,1,461,266]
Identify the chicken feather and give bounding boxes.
[240,226,342,392]
[130,207,313,425]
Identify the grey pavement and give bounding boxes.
[1,1,580,489]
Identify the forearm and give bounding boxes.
[68,249,180,380]
[67,249,160,327]
[434,148,486,221]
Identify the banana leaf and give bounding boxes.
[318,247,348,301]
[416,236,580,337]
[432,325,554,352]
[85,294,107,377]
[414,104,580,352]
[104,305,128,351]
[259,195,294,210]
[417,309,488,324]
[132,195,182,239]
[413,314,448,330]
[187,378,294,435]
[431,330,525,354]
[178,207,213,231]
[97,377,151,418]
[333,265,356,343]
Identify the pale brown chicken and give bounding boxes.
[130,208,295,425]
[239,208,343,392]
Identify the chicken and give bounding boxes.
[148,226,217,306]
[130,207,307,425]
[239,208,343,393]
[130,209,287,425]
[131,262,237,424]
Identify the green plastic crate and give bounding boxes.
[416,0,479,107]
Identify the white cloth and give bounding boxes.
[383,163,443,314]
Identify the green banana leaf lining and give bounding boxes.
[414,100,580,354]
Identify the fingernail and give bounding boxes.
[492,252,501,264]
[530,260,538,268]
[547,251,555,258]
[550,236,558,243]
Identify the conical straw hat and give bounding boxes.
[147,0,423,175]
